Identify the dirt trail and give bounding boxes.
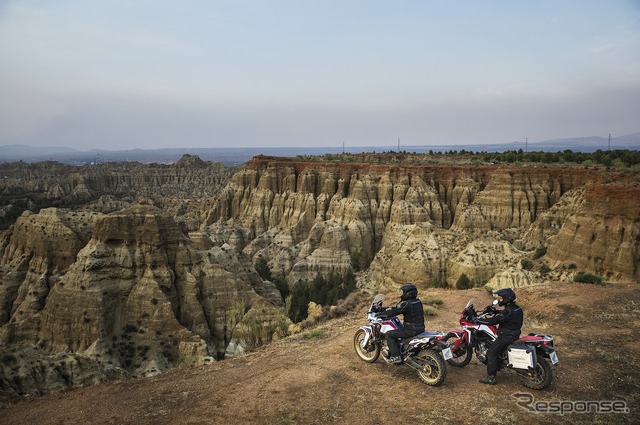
[2,283,639,425]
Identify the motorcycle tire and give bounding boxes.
[519,356,553,390]
[444,334,472,367]
[414,349,447,386]
[353,329,380,363]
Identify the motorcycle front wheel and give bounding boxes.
[444,334,472,367]
[519,356,553,390]
[414,349,447,386]
[353,329,380,363]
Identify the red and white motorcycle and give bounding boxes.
[353,294,452,386]
[445,298,559,390]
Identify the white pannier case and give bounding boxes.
[507,345,536,370]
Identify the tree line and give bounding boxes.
[255,257,357,323]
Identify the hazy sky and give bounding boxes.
[1,0,639,150]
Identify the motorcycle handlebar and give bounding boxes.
[467,310,491,321]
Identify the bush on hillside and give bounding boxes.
[573,272,604,285]
[456,273,473,290]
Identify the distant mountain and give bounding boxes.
[0,144,80,161]
[1,133,638,165]
[529,132,640,151]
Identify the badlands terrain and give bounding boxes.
[0,152,638,423]
[2,283,639,424]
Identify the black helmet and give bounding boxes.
[400,284,418,300]
[494,287,516,306]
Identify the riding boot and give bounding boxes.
[385,356,402,364]
[479,375,496,385]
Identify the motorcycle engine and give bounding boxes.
[476,341,488,363]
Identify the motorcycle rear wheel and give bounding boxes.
[414,349,447,386]
[519,356,553,390]
[353,329,380,363]
[444,334,472,367]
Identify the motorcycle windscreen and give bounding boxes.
[371,294,385,312]
[372,294,385,305]
[507,345,536,370]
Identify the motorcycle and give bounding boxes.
[445,298,559,390]
[353,294,453,386]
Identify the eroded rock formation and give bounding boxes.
[0,155,236,232]
[0,204,286,396]
[1,154,638,397]
[205,156,639,289]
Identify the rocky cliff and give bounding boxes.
[205,156,639,290]
[0,154,236,232]
[0,204,287,396]
[1,154,638,397]
[0,157,288,396]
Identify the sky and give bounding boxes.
[0,0,639,151]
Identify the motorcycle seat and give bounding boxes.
[417,331,442,337]
[402,332,441,342]
[515,334,545,343]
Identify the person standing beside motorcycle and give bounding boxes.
[376,284,425,364]
[474,287,523,385]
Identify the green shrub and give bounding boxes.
[533,246,547,259]
[273,277,290,301]
[302,328,327,340]
[287,280,309,323]
[123,325,139,333]
[455,273,473,290]
[255,256,272,281]
[521,259,534,271]
[350,248,373,272]
[573,272,604,285]
[424,306,438,316]
[540,264,551,275]
[430,277,447,288]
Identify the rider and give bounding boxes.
[376,284,425,364]
[474,287,523,385]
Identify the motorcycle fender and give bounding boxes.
[434,340,449,351]
[446,330,464,350]
[358,326,373,347]
[539,345,559,365]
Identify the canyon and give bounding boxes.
[0,153,638,397]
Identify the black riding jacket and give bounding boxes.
[378,299,425,332]
[476,302,523,337]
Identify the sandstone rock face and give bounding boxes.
[0,204,287,396]
[1,155,638,396]
[0,208,99,325]
[544,181,640,282]
[485,267,543,290]
[0,155,236,232]
[206,157,639,292]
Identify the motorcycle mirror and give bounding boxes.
[492,299,499,306]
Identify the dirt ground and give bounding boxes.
[1,282,639,425]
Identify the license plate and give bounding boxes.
[442,347,453,360]
[549,351,559,365]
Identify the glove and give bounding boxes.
[483,306,496,314]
